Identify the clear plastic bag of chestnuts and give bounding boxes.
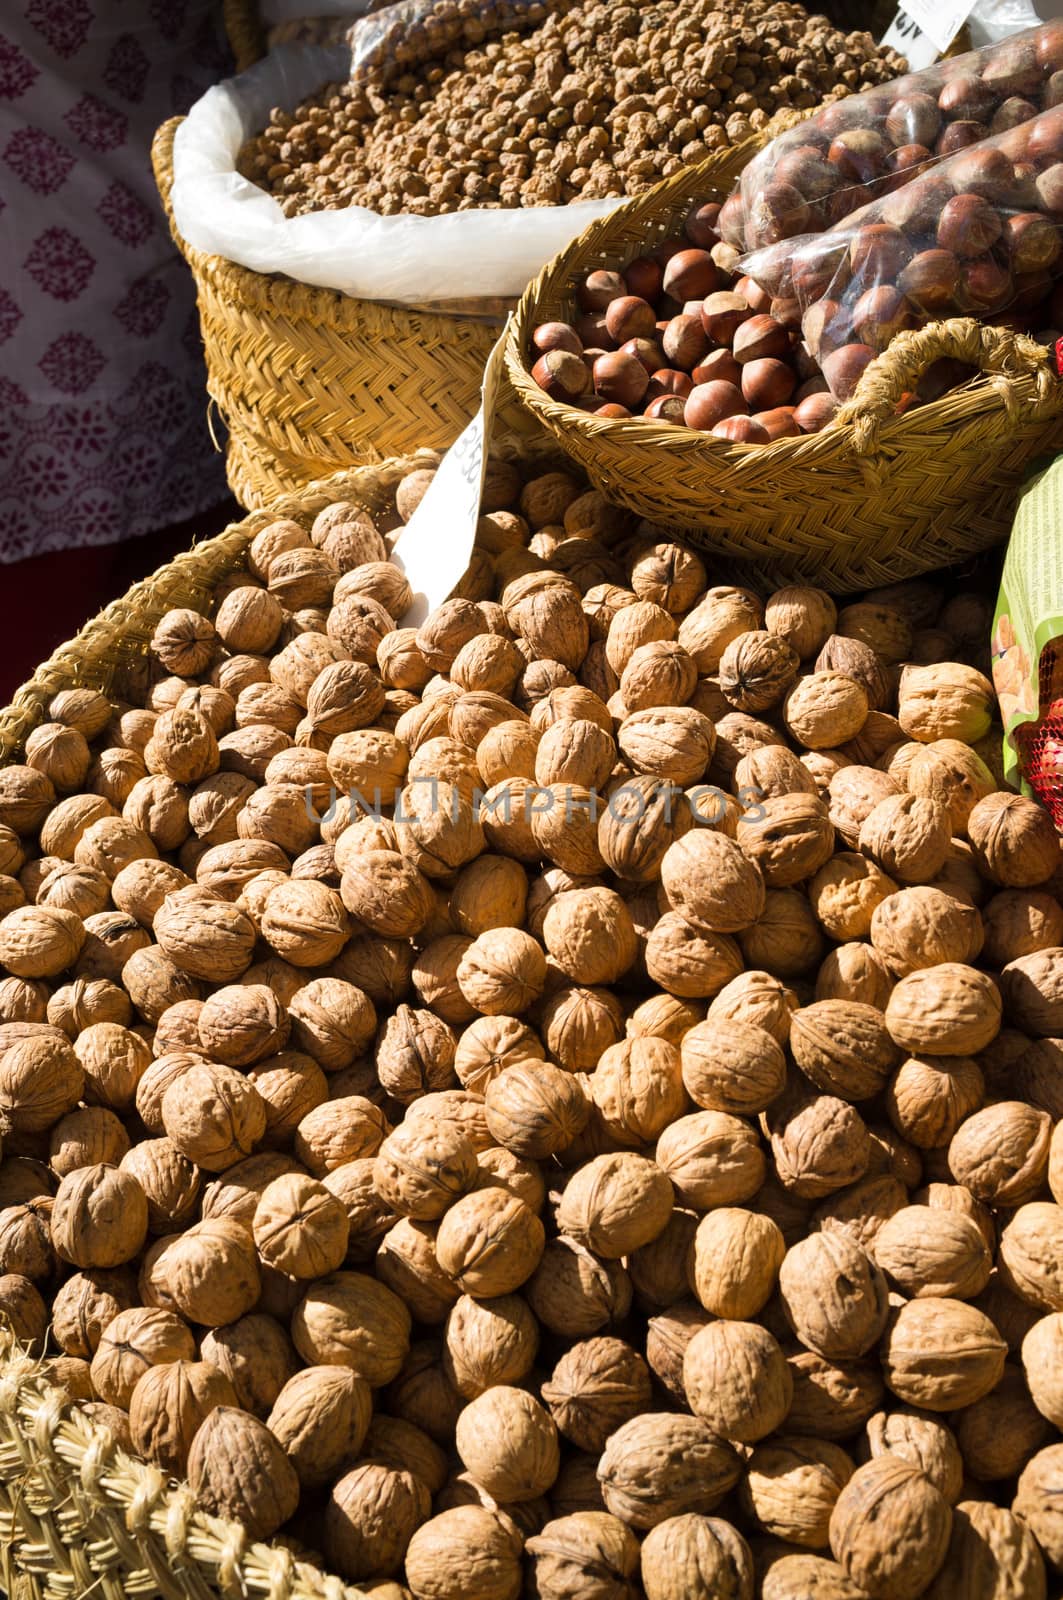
[739,100,1063,403]
[730,20,1063,256]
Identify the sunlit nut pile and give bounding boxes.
[2,456,1063,1600]
[238,0,903,217]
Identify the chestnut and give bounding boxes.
[711,242,742,276]
[938,76,996,122]
[828,129,889,184]
[818,100,875,139]
[1036,163,1063,216]
[981,37,1041,98]
[712,416,770,444]
[885,94,941,151]
[624,257,663,302]
[1005,212,1062,274]
[791,236,848,304]
[851,285,912,350]
[747,181,811,246]
[886,144,932,184]
[1047,71,1063,111]
[802,298,850,360]
[578,269,626,312]
[576,312,613,349]
[532,350,591,402]
[662,314,709,371]
[592,402,632,418]
[645,369,694,402]
[692,349,742,388]
[741,356,795,411]
[734,276,773,314]
[897,249,962,312]
[732,314,789,365]
[1024,108,1063,164]
[593,350,650,408]
[717,194,748,249]
[685,201,722,249]
[753,407,801,440]
[795,376,829,401]
[959,253,1014,313]
[937,193,1003,258]
[1037,20,1063,73]
[582,347,608,372]
[774,147,839,202]
[621,337,665,375]
[684,380,747,431]
[604,296,658,344]
[991,97,1038,136]
[821,343,876,401]
[947,147,1015,202]
[849,224,912,289]
[533,321,583,356]
[662,248,718,303]
[644,395,688,424]
[936,121,984,157]
[883,174,954,236]
[770,297,802,331]
[794,391,838,433]
[700,291,753,346]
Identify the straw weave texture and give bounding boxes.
[502,121,1063,593]
[153,118,507,510]
[222,0,266,71]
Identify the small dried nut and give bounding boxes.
[873,1206,991,1300]
[197,983,289,1067]
[864,1409,964,1503]
[906,739,996,835]
[48,1103,128,1174]
[129,1357,237,1475]
[340,849,433,939]
[816,942,894,1009]
[859,794,952,884]
[443,1292,539,1401]
[597,1413,741,1529]
[618,707,715,787]
[870,887,984,976]
[719,631,800,714]
[768,1093,870,1200]
[455,1385,559,1503]
[690,1208,785,1319]
[25,722,91,793]
[151,608,215,676]
[742,1436,855,1550]
[287,977,376,1071]
[455,1014,544,1094]
[898,663,995,744]
[929,1500,1048,1600]
[809,853,896,941]
[968,792,1060,888]
[292,1270,411,1384]
[120,1139,200,1233]
[0,766,55,835]
[885,965,1002,1057]
[0,1272,47,1353]
[50,1266,135,1358]
[886,1055,984,1150]
[0,1200,55,1280]
[267,1364,371,1490]
[51,1162,148,1268]
[779,1232,889,1360]
[252,1172,349,1278]
[881,1298,1007,1409]
[684,1318,792,1442]
[187,1406,300,1541]
[680,1019,785,1115]
[784,673,869,749]
[540,1337,651,1454]
[661,830,765,934]
[456,928,546,1017]
[542,888,638,986]
[325,1461,430,1583]
[90,1305,195,1407]
[404,1506,524,1600]
[829,766,899,849]
[948,1101,1051,1206]
[526,1512,641,1600]
[142,1217,260,1327]
[485,1061,589,1158]
[373,1121,478,1221]
[435,1188,545,1298]
[526,1237,631,1338]
[829,1456,951,1600]
[260,879,351,967]
[558,1152,673,1260]
[999,1202,1063,1311]
[37,795,112,861]
[295,1096,388,1176]
[161,1062,266,1172]
[656,1108,765,1209]
[590,1036,686,1146]
[1013,1444,1063,1571]
[0,1029,83,1132]
[766,586,838,658]
[789,1001,899,1102]
[0,905,84,978]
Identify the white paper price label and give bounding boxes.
[881,0,974,65]
[393,323,509,627]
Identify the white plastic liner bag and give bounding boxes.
[169,36,623,303]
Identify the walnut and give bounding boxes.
[619,641,697,714]
[292,1270,411,1384]
[948,1101,1051,1206]
[1022,1314,1063,1429]
[768,1093,870,1200]
[295,1095,388,1175]
[742,1437,855,1550]
[541,888,637,987]
[50,1265,135,1358]
[886,1055,984,1150]
[196,982,289,1067]
[785,1347,885,1441]
[679,1019,785,1117]
[214,586,283,654]
[454,1014,544,1094]
[454,1384,559,1504]
[340,849,432,939]
[485,1061,589,1158]
[898,662,995,744]
[251,1171,349,1277]
[779,1231,888,1360]
[455,928,546,1016]
[656,1109,765,1209]
[128,1357,236,1476]
[187,1406,300,1541]
[864,1409,963,1503]
[881,1297,1007,1409]
[90,1304,195,1406]
[683,1318,792,1442]
[737,889,825,980]
[161,1061,266,1171]
[873,1205,991,1301]
[0,1029,83,1132]
[324,1461,431,1583]
[828,765,899,848]
[0,904,84,978]
[784,673,869,750]
[999,1202,1063,1311]
[646,913,744,1000]
[690,1207,784,1320]
[373,1121,478,1220]
[435,1188,545,1298]
[905,739,996,835]
[404,1507,524,1600]
[49,687,112,741]
[828,1456,951,1600]
[590,1035,686,1146]
[766,585,838,658]
[0,1199,55,1279]
[679,588,763,674]
[659,829,765,934]
[884,960,1001,1057]
[526,1236,631,1337]
[809,853,897,941]
[967,792,1060,888]
[142,1217,260,1327]
[0,1272,47,1354]
[449,855,528,940]
[816,942,894,1009]
[929,1500,1047,1600]
[526,1512,640,1600]
[119,1138,200,1233]
[789,1001,899,1103]
[618,706,715,787]
[25,722,91,793]
[859,793,952,885]
[51,1162,148,1269]
[557,1152,673,1260]
[0,766,55,836]
[597,1413,741,1529]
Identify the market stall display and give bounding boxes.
[1,444,1063,1600]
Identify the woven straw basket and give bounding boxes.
[222,0,266,70]
[152,118,507,510]
[502,140,1063,593]
[0,463,446,1600]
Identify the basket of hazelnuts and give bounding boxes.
[504,24,1063,593]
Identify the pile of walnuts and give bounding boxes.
[1,450,1063,1600]
[238,0,902,217]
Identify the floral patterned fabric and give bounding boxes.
[0,0,231,563]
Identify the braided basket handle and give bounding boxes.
[838,316,1057,457]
